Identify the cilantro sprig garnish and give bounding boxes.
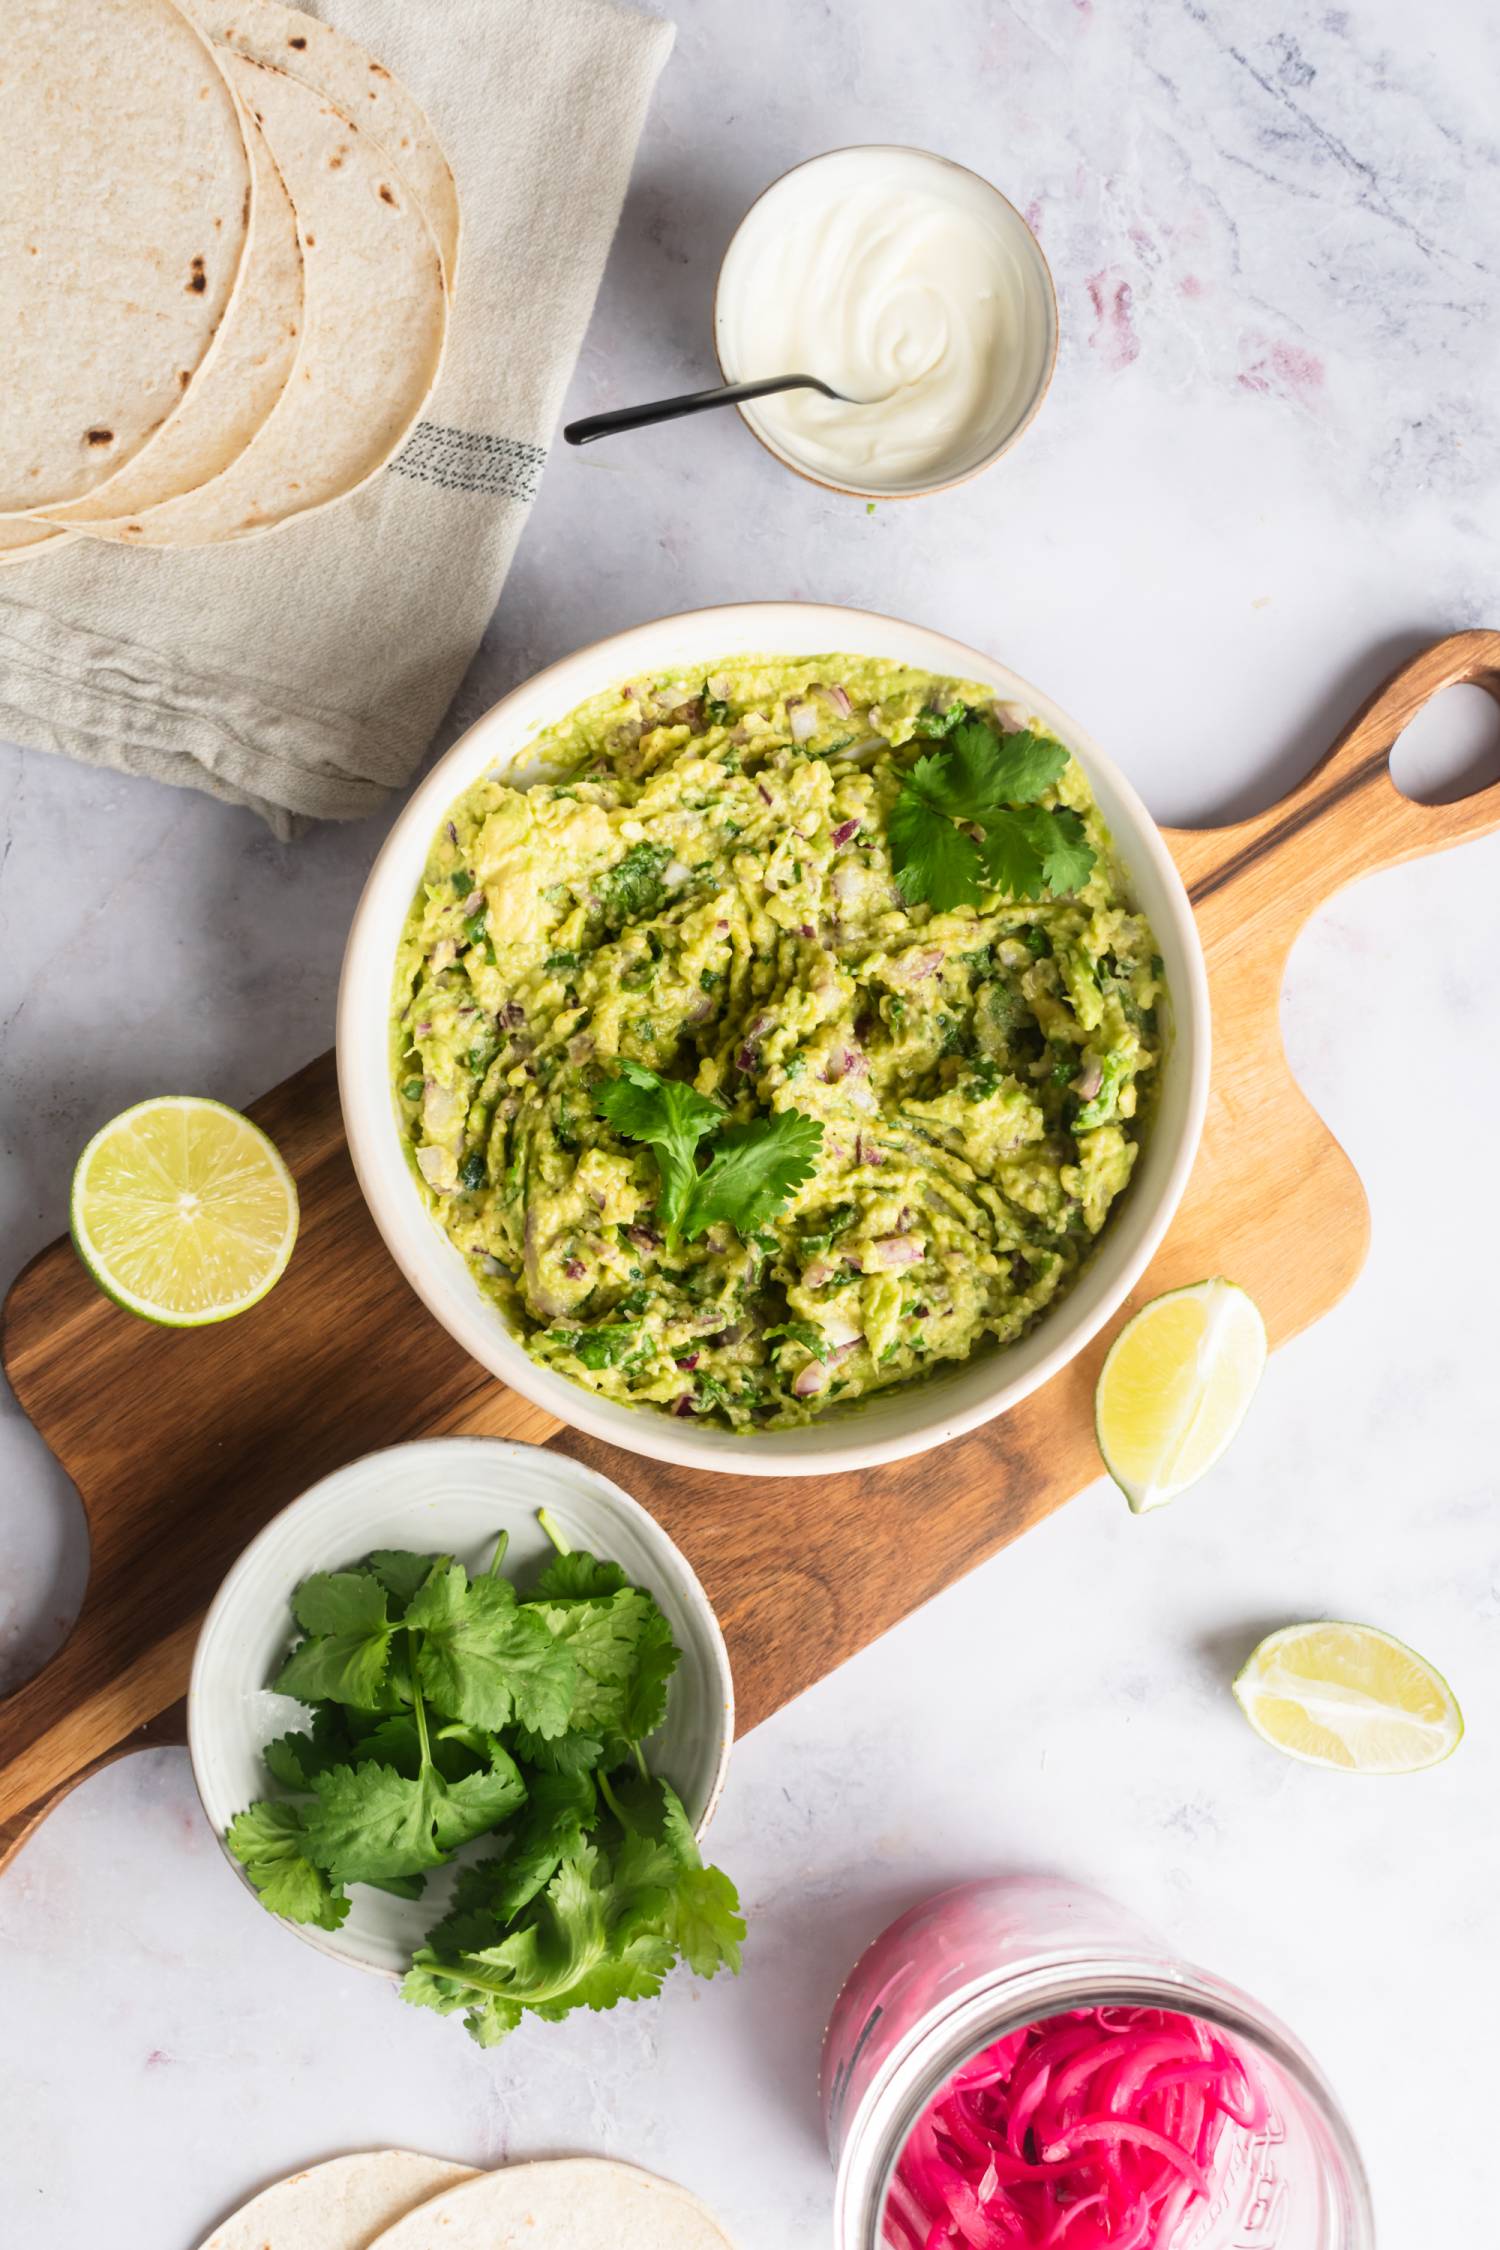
[225,1516,743,2042]
[889,710,1096,911]
[594,1059,822,1249]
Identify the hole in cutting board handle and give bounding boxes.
[0,1414,90,1699]
[1389,681,1500,807]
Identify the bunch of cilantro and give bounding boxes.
[890,706,1096,911]
[226,1515,743,2046]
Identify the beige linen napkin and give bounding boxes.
[0,0,673,839]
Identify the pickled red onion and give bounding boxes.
[885,2007,1267,2250]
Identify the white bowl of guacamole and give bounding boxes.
[339,605,1209,1479]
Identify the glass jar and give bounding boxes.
[822,1876,1374,2249]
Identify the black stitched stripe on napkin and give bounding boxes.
[391,421,548,501]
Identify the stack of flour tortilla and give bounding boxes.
[197,2153,737,2250]
[0,0,455,567]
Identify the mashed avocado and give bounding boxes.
[392,656,1164,1428]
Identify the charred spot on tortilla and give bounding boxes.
[187,255,207,294]
[370,61,390,76]
[178,368,191,389]
[85,428,115,448]
[379,183,397,206]
[330,147,347,169]
[289,33,307,47]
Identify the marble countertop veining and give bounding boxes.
[3,1,1499,2243]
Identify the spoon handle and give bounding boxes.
[563,373,833,447]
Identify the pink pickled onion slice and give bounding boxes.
[883,2006,1265,2250]
[1041,2117,1210,2195]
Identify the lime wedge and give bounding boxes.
[1234,1622,1462,1773]
[1095,1277,1266,1511]
[70,1096,298,1326]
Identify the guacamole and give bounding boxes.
[392,656,1164,1429]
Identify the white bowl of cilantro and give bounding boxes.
[339,603,1210,1477]
[188,1437,738,2029]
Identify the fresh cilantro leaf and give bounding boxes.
[602,1775,744,1974]
[534,1550,631,1602]
[431,1771,598,1939]
[974,806,1048,901]
[665,1864,746,1977]
[976,724,1069,805]
[263,1704,354,1790]
[537,1932,680,2019]
[680,1108,823,1240]
[617,1604,680,1748]
[365,1550,437,1604]
[1026,803,1095,895]
[511,1721,605,1776]
[272,1572,395,1708]
[593,1060,721,1238]
[400,1956,523,2045]
[889,787,986,911]
[226,1801,349,1930]
[526,1585,679,1753]
[366,1872,429,1900]
[405,1559,577,1738]
[346,1712,496,1784]
[889,715,1091,910]
[301,1755,525,1886]
[596,1063,818,1246]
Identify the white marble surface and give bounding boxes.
[3,1,1499,2242]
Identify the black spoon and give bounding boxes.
[564,372,869,447]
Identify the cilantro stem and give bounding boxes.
[486,1530,509,1577]
[633,1742,650,1782]
[596,1770,627,1823]
[407,1646,433,1771]
[537,1507,572,1557]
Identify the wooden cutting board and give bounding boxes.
[4,632,1498,1877]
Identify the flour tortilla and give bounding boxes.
[75,55,448,546]
[0,0,254,516]
[44,115,304,526]
[187,0,461,289]
[366,2160,738,2250]
[195,2152,476,2250]
[0,524,74,567]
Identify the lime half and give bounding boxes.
[1095,1277,1266,1511]
[71,1095,298,1326]
[1233,1622,1462,1774]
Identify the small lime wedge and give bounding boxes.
[1095,1277,1266,1511]
[1233,1622,1462,1774]
[70,1095,298,1326]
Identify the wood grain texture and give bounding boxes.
[4,632,1498,1875]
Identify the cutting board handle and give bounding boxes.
[1311,626,1500,859]
[1168,629,1500,946]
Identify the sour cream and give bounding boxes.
[715,147,1055,496]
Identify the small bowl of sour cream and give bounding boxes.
[714,145,1057,500]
